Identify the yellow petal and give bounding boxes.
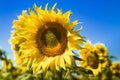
[60,55,66,70]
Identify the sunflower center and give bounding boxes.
[43,30,59,47]
[87,51,99,69]
[100,48,105,53]
[37,22,67,57]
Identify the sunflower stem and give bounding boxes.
[57,70,63,80]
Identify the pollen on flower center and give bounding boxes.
[42,29,59,48]
[36,22,67,57]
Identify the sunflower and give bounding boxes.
[79,41,108,76]
[94,43,109,69]
[110,62,120,76]
[79,41,100,75]
[94,43,108,60]
[10,3,83,73]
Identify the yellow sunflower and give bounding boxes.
[79,41,100,75]
[79,41,108,76]
[94,43,109,68]
[110,62,120,76]
[10,3,83,73]
[94,43,108,60]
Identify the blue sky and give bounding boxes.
[0,0,120,61]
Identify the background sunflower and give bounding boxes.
[79,41,109,76]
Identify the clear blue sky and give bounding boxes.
[0,0,120,61]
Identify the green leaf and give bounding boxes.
[109,56,117,59]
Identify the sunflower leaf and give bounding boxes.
[109,56,117,59]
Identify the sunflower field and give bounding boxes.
[0,3,120,80]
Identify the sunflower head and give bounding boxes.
[94,43,108,65]
[94,43,108,57]
[80,41,99,69]
[110,62,120,76]
[10,3,84,73]
[79,41,109,76]
[36,22,67,57]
